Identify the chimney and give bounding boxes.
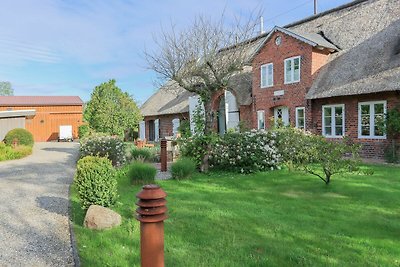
[314,0,318,15]
[260,16,265,35]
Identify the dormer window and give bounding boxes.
[284,56,301,84]
[261,63,273,88]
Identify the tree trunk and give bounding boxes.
[325,175,331,185]
[200,99,213,172]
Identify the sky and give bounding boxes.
[0,0,351,105]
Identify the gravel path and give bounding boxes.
[0,142,79,266]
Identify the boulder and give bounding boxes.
[83,205,121,230]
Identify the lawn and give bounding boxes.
[70,164,400,266]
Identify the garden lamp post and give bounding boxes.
[136,184,168,267]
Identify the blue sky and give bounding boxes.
[0,0,350,104]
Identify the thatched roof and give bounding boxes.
[282,0,400,99]
[143,0,400,115]
[306,18,400,99]
[140,81,195,117]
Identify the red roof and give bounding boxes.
[0,96,84,106]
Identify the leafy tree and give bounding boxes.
[276,128,361,185]
[0,82,13,96]
[84,79,142,136]
[145,13,260,171]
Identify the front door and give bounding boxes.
[274,106,289,127]
[148,120,155,141]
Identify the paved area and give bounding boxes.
[0,142,79,266]
[153,162,172,180]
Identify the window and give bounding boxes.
[322,104,345,138]
[260,63,273,88]
[172,118,180,136]
[358,101,386,139]
[295,107,305,130]
[257,110,265,130]
[284,56,301,84]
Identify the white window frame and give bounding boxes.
[257,110,265,130]
[260,63,273,88]
[284,56,301,84]
[295,107,305,130]
[358,100,387,139]
[322,104,345,138]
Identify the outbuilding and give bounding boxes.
[0,96,84,142]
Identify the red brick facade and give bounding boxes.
[251,31,330,129]
[143,30,399,159]
[250,30,399,159]
[144,113,189,141]
[312,92,400,158]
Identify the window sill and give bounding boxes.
[284,80,300,85]
[323,135,344,139]
[260,85,273,89]
[358,136,387,140]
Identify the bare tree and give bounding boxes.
[145,12,260,171]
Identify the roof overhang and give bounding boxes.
[251,26,338,61]
[0,109,36,119]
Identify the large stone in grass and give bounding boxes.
[84,205,121,230]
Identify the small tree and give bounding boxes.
[0,82,13,96]
[276,128,360,185]
[84,79,142,136]
[145,13,260,171]
[301,136,361,185]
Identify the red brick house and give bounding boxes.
[140,81,193,141]
[250,0,400,158]
[141,0,400,158]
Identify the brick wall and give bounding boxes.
[311,92,400,158]
[144,112,189,141]
[251,31,331,129]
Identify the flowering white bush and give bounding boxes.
[210,130,281,173]
[80,134,126,166]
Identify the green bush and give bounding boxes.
[4,128,34,147]
[78,125,93,139]
[127,161,157,184]
[171,158,196,179]
[273,127,360,185]
[0,142,32,161]
[179,133,219,168]
[74,156,118,209]
[210,130,280,173]
[80,134,126,166]
[130,147,159,162]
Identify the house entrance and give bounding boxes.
[274,106,289,126]
[217,91,240,135]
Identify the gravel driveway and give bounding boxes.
[0,142,79,266]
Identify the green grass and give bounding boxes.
[0,143,32,161]
[70,164,400,266]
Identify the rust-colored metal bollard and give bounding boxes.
[136,184,168,267]
[160,138,167,172]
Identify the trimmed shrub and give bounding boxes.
[171,157,196,179]
[210,130,281,173]
[130,147,158,162]
[74,156,118,209]
[78,124,93,139]
[127,161,157,184]
[0,142,32,161]
[4,128,34,147]
[80,134,126,166]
